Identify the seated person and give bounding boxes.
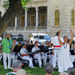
[12,42,22,62]
[59,68,75,75]
[16,69,29,75]
[13,42,22,53]
[45,63,53,75]
[6,60,22,75]
[27,41,30,45]
[32,41,45,67]
[67,68,75,75]
[48,42,54,64]
[44,41,49,64]
[20,44,35,68]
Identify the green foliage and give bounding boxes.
[2,0,9,9]
[22,0,31,9]
[2,0,31,9]
[21,0,31,9]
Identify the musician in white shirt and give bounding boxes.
[48,42,54,65]
[32,41,45,67]
[44,41,49,64]
[20,44,35,68]
[51,32,63,67]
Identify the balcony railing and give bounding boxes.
[31,0,47,1]
[8,26,47,29]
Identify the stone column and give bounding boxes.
[35,7,39,27]
[47,0,51,35]
[15,17,17,27]
[25,8,28,27]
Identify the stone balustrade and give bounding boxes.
[31,0,47,1]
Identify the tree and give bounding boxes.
[0,0,30,36]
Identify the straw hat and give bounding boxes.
[16,69,26,75]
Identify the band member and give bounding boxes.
[51,32,63,67]
[32,41,44,67]
[20,44,35,68]
[58,30,73,73]
[13,40,17,48]
[44,41,49,64]
[1,33,13,70]
[24,40,28,45]
[12,40,17,64]
[48,42,54,65]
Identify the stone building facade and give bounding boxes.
[0,0,6,18]
[1,0,75,40]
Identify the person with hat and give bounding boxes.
[20,44,35,68]
[16,69,29,75]
[45,63,53,75]
[6,60,22,75]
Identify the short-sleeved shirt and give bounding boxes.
[51,36,64,46]
[51,36,64,50]
[32,46,40,53]
[20,48,28,55]
[1,38,13,53]
[6,72,16,75]
[32,46,41,56]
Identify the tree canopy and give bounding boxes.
[3,0,31,9]
[0,0,30,37]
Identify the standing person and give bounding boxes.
[45,63,53,75]
[58,30,73,73]
[51,32,63,67]
[20,44,35,68]
[1,33,13,70]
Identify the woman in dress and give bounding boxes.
[58,30,73,74]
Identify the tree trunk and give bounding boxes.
[0,0,22,36]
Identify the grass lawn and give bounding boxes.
[0,62,59,75]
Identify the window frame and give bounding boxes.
[30,15,35,26]
[55,9,60,26]
[20,15,25,26]
[40,14,45,26]
[71,10,74,26]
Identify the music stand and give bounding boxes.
[70,50,75,55]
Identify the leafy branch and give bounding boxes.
[2,0,31,9]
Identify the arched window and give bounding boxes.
[0,11,1,19]
[71,10,74,26]
[55,10,60,26]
